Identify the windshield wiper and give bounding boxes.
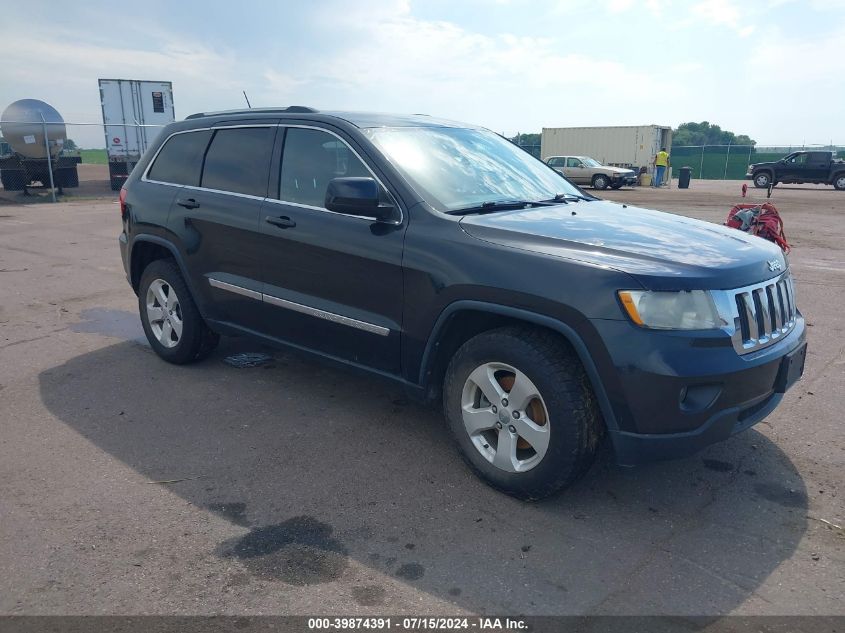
[447,199,554,216]
[546,193,593,203]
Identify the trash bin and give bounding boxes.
[678,166,692,189]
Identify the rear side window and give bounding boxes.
[147,130,212,186]
[280,128,370,208]
[201,127,275,197]
[548,157,564,167]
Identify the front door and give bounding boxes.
[257,126,405,374]
[779,152,809,182]
[564,157,589,184]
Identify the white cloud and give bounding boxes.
[253,6,672,134]
[1,0,842,147]
[606,0,635,12]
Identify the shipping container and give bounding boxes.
[98,79,175,190]
[541,125,673,172]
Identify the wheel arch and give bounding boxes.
[418,300,619,431]
[129,235,199,302]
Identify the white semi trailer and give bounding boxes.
[541,125,673,171]
[99,79,174,190]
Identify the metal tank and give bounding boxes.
[0,99,68,159]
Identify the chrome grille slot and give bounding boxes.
[715,272,797,355]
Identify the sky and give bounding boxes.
[0,0,842,148]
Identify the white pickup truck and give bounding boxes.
[546,155,638,190]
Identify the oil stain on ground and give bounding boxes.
[703,459,734,472]
[395,562,425,581]
[70,308,146,342]
[352,585,387,606]
[221,515,348,585]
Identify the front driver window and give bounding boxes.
[280,128,370,208]
[567,158,583,168]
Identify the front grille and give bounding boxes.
[729,273,797,354]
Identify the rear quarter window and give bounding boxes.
[146,130,212,186]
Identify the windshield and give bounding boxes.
[362,126,584,212]
[581,157,602,167]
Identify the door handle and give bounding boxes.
[266,215,296,229]
[176,198,200,209]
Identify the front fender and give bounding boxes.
[418,300,621,432]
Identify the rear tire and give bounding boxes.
[592,174,609,190]
[443,326,603,500]
[138,259,219,364]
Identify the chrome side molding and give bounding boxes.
[208,277,390,337]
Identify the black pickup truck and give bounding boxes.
[747,150,845,190]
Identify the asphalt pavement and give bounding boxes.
[0,182,843,616]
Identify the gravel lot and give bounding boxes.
[1,173,843,616]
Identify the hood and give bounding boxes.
[459,200,787,291]
[605,166,635,175]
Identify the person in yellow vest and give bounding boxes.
[653,147,670,187]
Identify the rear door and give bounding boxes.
[547,157,566,175]
[162,125,277,327]
[806,152,832,181]
[256,125,405,374]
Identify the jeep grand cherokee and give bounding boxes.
[119,107,806,499]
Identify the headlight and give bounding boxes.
[618,290,721,330]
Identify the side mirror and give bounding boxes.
[325,177,394,221]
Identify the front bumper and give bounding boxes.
[612,174,638,186]
[591,315,806,465]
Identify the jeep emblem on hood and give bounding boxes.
[768,259,782,272]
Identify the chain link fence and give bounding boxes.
[670,144,845,180]
[5,123,843,203]
[0,122,166,202]
[510,137,844,181]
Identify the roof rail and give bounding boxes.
[185,106,319,120]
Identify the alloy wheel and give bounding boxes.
[146,279,183,348]
[460,362,550,473]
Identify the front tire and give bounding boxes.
[610,182,623,190]
[138,259,219,364]
[754,172,772,188]
[443,327,603,500]
[592,174,609,190]
[834,174,845,191]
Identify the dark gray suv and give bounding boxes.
[119,107,807,499]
